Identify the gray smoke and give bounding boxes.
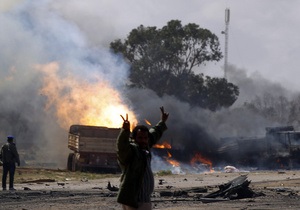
[125,64,295,170]
[0,1,296,170]
[0,1,129,167]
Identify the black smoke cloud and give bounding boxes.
[0,1,294,169]
[125,65,295,170]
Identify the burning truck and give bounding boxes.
[151,125,300,172]
[66,123,216,174]
[217,126,300,169]
[66,122,300,173]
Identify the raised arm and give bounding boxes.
[160,106,169,123]
[117,114,132,168]
[120,114,130,130]
[148,106,169,147]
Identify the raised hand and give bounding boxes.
[120,114,130,130]
[160,106,169,123]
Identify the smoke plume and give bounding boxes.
[0,1,296,170]
[0,1,133,167]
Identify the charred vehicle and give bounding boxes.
[218,126,300,169]
[67,125,121,173]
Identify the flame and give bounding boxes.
[36,62,137,130]
[164,150,180,167]
[167,151,172,158]
[153,141,171,149]
[190,152,214,172]
[144,119,152,126]
[153,141,179,168]
[167,158,180,167]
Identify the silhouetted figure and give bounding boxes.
[117,107,169,210]
[0,136,20,191]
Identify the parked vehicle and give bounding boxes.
[218,126,300,169]
[67,125,121,173]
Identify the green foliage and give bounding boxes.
[243,93,298,124]
[155,170,172,176]
[110,20,239,111]
[15,168,119,183]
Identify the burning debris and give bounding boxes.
[151,125,300,173]
[1,1,299,173]
[218,126,300,169]
[190,152,214,172]
[152,142,215,174]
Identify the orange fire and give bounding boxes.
[153,141,179,167]
[36,62,137,130]
[167,151,172,158]
[165,151,180,167]
[144,119,152,126]
[167,159,180,167]
[190,152,214,172]
[153,142,171,149]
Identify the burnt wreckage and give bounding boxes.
[218,126,300,169]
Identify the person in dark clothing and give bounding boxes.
[117,106,169,210]
[0,136,20,191]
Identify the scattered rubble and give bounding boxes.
[156,175,263,204]
[1,170,300,209]
[200,175,262,202]
[107,181,119,191]
[20,179,55,183]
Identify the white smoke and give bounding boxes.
[0,1,297,170]
[0,1,130,167]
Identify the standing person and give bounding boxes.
[0,136,20,191]
[117,106,169,210]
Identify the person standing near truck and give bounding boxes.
[117,106,169,210]
[0,135,20,191]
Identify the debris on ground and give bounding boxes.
[20,179,56,183]
[200,175,263,203]
[224,166,239,173]
[107,181,119,191]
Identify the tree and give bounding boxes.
[200,76,239,111]
[243,93,291,124]
[110,20,239,111]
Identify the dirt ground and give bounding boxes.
[1,168,300,210]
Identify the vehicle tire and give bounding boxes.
[67,153,74,171]
[74,153,81,172]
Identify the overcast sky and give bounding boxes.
[2,0,300,92]
[46,0,300,92]
[2,0,299,166]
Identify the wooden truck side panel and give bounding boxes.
[68,135,117,153]
[67,125,121,172]
[68,125,120,153]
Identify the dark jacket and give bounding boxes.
[116,120,167,208]
[0,142,20,165]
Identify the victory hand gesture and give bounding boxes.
[120,114,130,130]
[160,106,169,122]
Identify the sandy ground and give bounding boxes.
[1,169,300,209]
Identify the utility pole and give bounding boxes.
[223,8,230,79]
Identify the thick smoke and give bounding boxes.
[0,1,129,167]
[1,1,296,170]
[126,72,289,170]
